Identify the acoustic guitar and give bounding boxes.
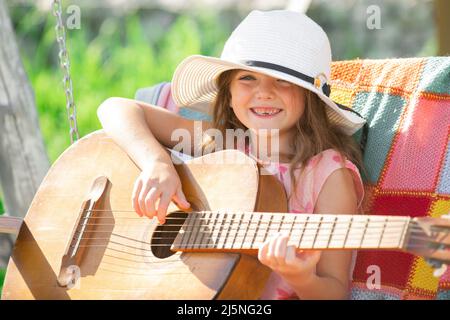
[1,130,449,299]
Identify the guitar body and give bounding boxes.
[2,130,287,300]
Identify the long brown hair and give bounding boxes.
[202,69,364,201]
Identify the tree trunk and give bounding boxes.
[435,0,450,56]
[0,0,50,268]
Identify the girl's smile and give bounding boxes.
[250,106,283,117]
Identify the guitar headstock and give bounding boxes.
[404,215,450,276]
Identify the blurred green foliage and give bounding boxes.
[0,267,4,298]
[8,6,230,163]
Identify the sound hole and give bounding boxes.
[151,211,187,259]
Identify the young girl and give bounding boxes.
[97,10,366,299]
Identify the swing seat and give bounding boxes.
[135,56,450,300]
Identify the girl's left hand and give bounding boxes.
[258,233,322,281]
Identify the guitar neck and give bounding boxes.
[172,211,411,252]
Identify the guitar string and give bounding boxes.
[69,216,448,241]
[68,230,448,250]
[74,231,415,242]
[71,221,441,234]
[74,212,417,226]
[62,210,448,251]
[82,208,418,221]
[67,229,449,259]
[82,209,449,226]
[72,231,446,246]
[71,242,446,252]
[72,225,434,240]
[71,224,437,245]
[77,210,440,229]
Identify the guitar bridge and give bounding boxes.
[57,176,109,287]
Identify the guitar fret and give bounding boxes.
[243,212,255,249]
[270,214,283,239]
[298,215,309,248]
[180,214,192,249]
[264,214,274,243]
[225,213,237,249]
[206,211,215,249]
[191,213,201,249]
[311,215,323,249]
[222,213,234,249]
[231,213,241,250]
[343,215,353,249]
[240,213,248,249]
[190,213,200,249]
[398,217,410,248]
[214,212,226,249]
[255,213,272,247]
[211,212,224,249]
[348,216,367,248]
[234,212,245,249]
[359,216,370,248]
[250,213,262,249]
[326,216,338,249]
[287,214,296,246]
[278,214,285,233]
[220,213,232,249]
[377,216,388,249]
[196,212,208,249]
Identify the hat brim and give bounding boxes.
[171,55,366,135]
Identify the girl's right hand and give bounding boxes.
[132,161,191,224]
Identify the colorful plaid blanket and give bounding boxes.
[135,56,450,300]
[330,57,450,300]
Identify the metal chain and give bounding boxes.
[52,0,79,144]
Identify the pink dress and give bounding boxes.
[238,145,365,300]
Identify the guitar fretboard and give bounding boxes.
[172,212,411,251]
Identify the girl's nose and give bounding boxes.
[256,80,275,100]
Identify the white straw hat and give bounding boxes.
[171,10,366,135]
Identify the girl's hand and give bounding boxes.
[258,233,322,283]
[132,161,190,224]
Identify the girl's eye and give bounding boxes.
[239,75,255,80]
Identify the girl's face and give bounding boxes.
[229,70,306,136]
